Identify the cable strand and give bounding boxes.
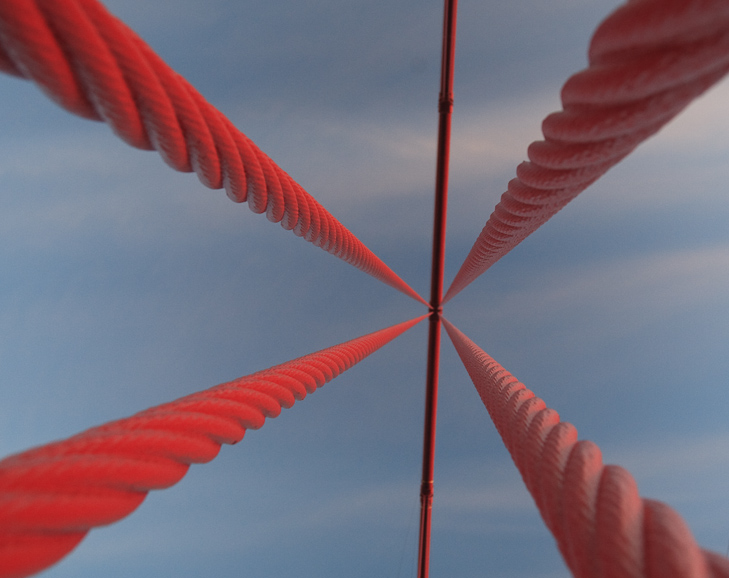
[0,0,426,304]
[442,318,729,578]
[0,316,426,578]
[443,0,729,303]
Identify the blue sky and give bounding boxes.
[1,0,729,577]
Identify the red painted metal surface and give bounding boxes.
[416,0,458,576]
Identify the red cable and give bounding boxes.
[443,318,729,578]
[443,0,729,303]
[416,0,458,575]
[0,0,426,306]
[0,316,426,578]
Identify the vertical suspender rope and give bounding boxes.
[416,0,458,576]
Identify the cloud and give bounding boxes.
[610,432,729,488]
[458,245,729,337]
[450,91,562,184]
[564,75,729,214]
[639,77,729,158]
[0,128,257,250]
[601,431,729,547]
[437,478,535,514]
[234,86,563,213]
[0,134,127,180]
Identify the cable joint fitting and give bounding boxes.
[438,97,454,114]
[428,305,442,318]
[420,480,434,498]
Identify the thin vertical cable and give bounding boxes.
[417,0,458,576]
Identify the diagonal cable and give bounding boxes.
[444,0,729,303]
[0,0,426,305]
[443,317,729,578]
[0,315,426,578]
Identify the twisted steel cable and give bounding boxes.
[0,316,426,578]
[443,0,729,303]
[0,0,426,306]
[2,0,728,576]
[442,318,729,578]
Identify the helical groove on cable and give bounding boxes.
[442,317,729,578]
[0,316,426,578]
[0,0,426,305]
[443,0,729,303]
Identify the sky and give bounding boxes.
[1,0,729,577]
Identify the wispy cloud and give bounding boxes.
[240,87,565,213]
[449,91,562,184]
[457,245,729,338]
[606,432,729,501]
[568,76,729,213]
[639,78,729,157]
[0,130,255,249]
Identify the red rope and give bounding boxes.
[0,316,426,578]
[0,0,426,306]
[443,0,729,303]
[443,318,729,578]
